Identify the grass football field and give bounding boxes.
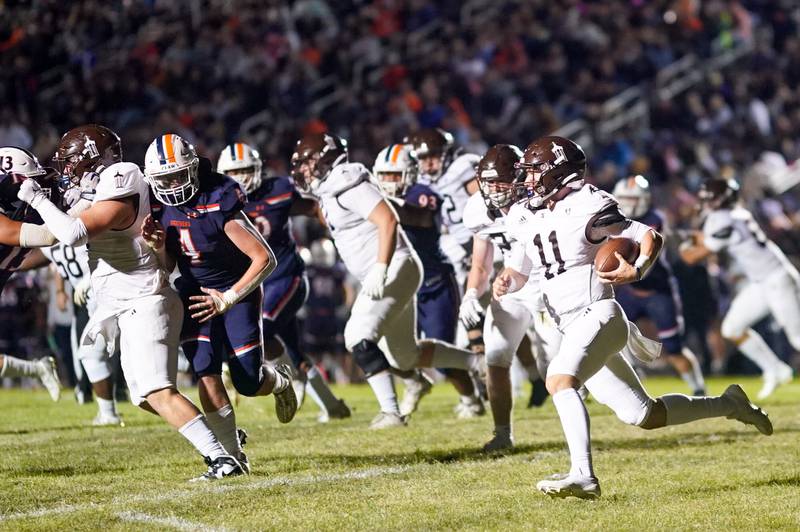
[0,377,798,531]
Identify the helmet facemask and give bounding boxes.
[146,159,200,206]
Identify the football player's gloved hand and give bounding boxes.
[361,262,388,299]
[17,178,47,208]
[73,276,91,307]
[79,172,100,199]
[459,288,485,328]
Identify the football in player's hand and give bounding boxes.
[594,238,639,273]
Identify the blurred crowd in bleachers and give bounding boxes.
[1,0,799,388]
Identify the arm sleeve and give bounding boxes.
[585,205,649,243]
[31,198,88,246]
[337,181,384,219]
[18,223,57,247]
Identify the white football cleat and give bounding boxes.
[399,371,433,416]
[92,412,124,427]
[482,432,513,453]
[757,363,793,400]
[189,455,245,482]
[724,384,773,435]
[536,473,601,500]
[37,357,60,402]
[453,395,486,419]
[273,364,298,423]
[292,377,307,409]
[369,411,407,430]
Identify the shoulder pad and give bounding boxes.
[217,175,246,215]
[96,162,145,202]
[703,209,733,232]
[443,154,480,184]
[320,163,370,197]
[462,191,493,233]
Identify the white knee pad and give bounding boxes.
[720,314,746,340]
[80,356,112,383]
[618,397,655,426]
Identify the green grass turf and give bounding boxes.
[0,377,798,531]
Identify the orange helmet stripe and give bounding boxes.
[390,144,403,164]
[236,142,244,161]
[164,134,176,164]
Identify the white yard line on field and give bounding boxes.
[0,464,414,522]
[117,511,231,532]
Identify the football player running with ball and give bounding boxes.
[217,142,350,423]
[142,134,298,475]
[680,178,794,398]
[291,133,479,429]
[497,136,773,500]
[17,126,244,481]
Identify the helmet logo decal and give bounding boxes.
[324,134,337,150]
[83,135,99,159]
[551,142,566,165]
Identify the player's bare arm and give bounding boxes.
[466,235,493,294]
[492,266,528,299]
[16,248,47,271]
[367,199,398,266]
[0,214,24,247]
[598,228,663,285]
[189,212,276,323]
[679,230,713,265]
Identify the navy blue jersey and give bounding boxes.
[304,263,346,337]
[153,164,250,290]
[0,173,53,291]
[398,184,453,280]
[631,208,673,293]
[243,176,305,280]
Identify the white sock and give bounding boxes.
[660,393,735,425]
[306,366,340,413]
[366,370,399,415]
[96,396,117,417]
[0,355,39,378]
[206,404,241,456]
[428,341,473,370]
[552,388,594,478]
[682,348,706,392]
[738,330,783,374]
[178,414,227,460]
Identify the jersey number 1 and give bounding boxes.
[533,231,566,280]
[179,229,202,265]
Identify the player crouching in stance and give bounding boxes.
[373,143,484,418]
[0,147,61,400]
[142,134,298,473]
[218,142,350,423]
[497,136,773,500]
[680,179,794,399]
[16,125,245,481]
[291,133,478,428]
